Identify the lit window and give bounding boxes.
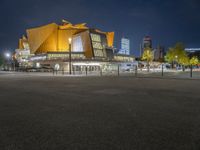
[72,36,83,52]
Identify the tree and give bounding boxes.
[142,47,153,72]
[165,42,188,69]
[178,54,189,71]
[165,47,176,64]
[189,56,199,66]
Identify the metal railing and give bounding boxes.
[3,65,200,79]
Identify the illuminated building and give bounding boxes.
[143,36,152,49]
[153,45,165,61]
[185,48,200,59]
[140,36,152,57]
[16,20,135,71]
[118,38,130,55]
[18,20,114,57]
[185,48,200,53]
[15,35,31,63]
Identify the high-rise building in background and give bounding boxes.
[143,36,152,48]
[140,36,152,57]
[153,45,165,61]
[118,38,130,55]
[185,48,200,59]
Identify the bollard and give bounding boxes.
[100,67,102,76]
[86,66,88,76]
[62,68,64,75]
[162,64,164,77]
[72,66,75,75]
[135,66,138,77]
[118,64,120,76]
[190,65,193,78]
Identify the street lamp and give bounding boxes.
[12,54,16,71]
[5,52,11,59]
[4,52,11,71]
[175,55,178,69]
[5,52,16,71]
[68,38,72,75]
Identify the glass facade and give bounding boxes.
[72,36,84,52]
[90,33,104,57]
[118,38,130,55]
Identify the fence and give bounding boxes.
[6,65,200,79]
[51,65,200,79]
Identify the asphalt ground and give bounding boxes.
[0,72,200,150]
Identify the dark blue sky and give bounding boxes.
[0,0,200,56]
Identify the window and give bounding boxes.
[72,36,83,52]
[90,33,104,58]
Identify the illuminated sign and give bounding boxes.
[90,33,104,57]
[47,53,85,60]
[185,48,200,52]
[30,56,47,61]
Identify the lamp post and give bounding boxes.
[175,55,178,70]
[12,54,16,71]
[4,52,11,71]
[68,38,72,75]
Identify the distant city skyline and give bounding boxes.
[0,0,200,56]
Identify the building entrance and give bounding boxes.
[72,63,101,75]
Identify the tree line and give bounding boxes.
[141,42,199,71]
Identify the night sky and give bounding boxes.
[0,0,200,56]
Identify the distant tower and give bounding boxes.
[118,37,130,55]
[143,35,152,49]
[140,35,152,57]
[154,45,165,61]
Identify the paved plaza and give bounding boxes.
[0,72,200,150]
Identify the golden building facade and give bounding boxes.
[19,20,114,59]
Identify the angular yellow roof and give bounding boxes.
[27,23,58,54]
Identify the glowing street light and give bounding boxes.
[5,52,11,59]
[68,38,72,45]
[175,55,178,70]
[4,52,11,71]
